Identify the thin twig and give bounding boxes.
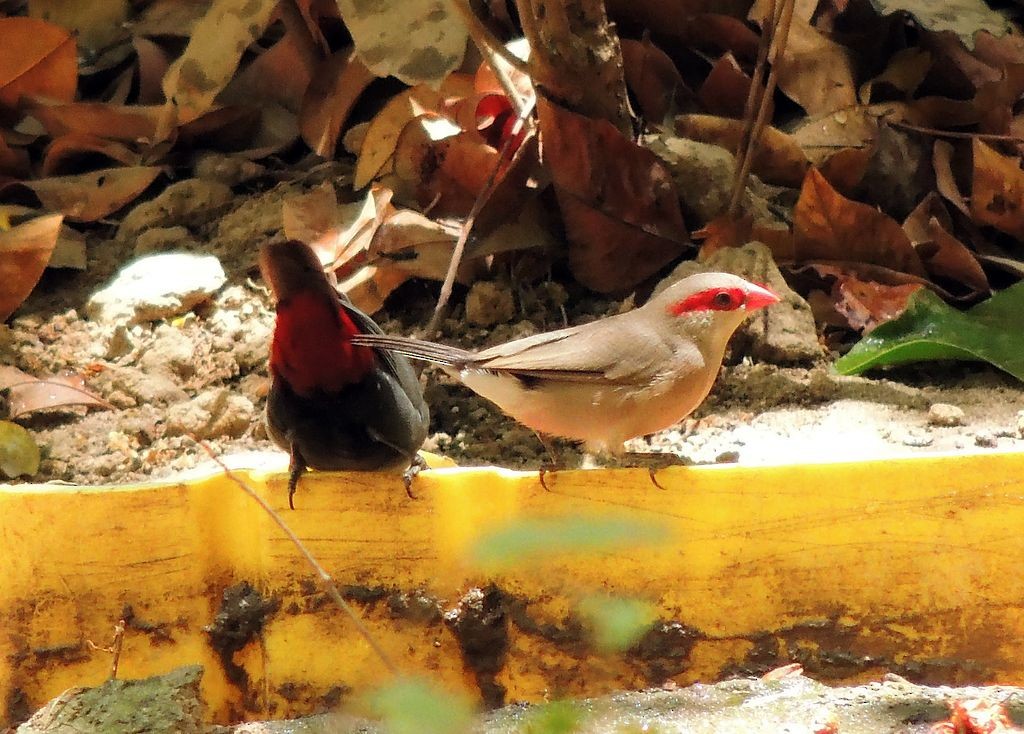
[196,441,399,676]
[728,0,796,219]
[424,102,537,336]
[888,118,1024,143]
[729,0,775,218]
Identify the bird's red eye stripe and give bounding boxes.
[669,287,745,315]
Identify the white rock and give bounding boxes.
[87,252,226,324]
[927,403,965,427]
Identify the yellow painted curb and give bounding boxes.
[3,450,1024,724]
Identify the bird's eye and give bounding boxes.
[711,290,736,309]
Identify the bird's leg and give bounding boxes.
[287,443,308,510]
[534,432,562,491]
[402,453,428,499]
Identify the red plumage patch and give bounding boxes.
[668,287,746,316]
[270,290,376,394]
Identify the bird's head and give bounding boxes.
[649,271,781,347]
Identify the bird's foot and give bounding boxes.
[287,445,307,510]
[402,454,428,499]
[538,460,559,491]
[613,451,693,489]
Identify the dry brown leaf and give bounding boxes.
[695,214,793,258]
[41,134,141,177]
[221,3,319,114]
[26,166,162,223]
[620,38,690,124]
[760,15,857,115]
[300,49,375,158]
[133,37,171,105]
[933,140,969,215]
[339,263,412,315]
[0,212,62,321]
[903,192,988,295]
[793,168,926,277]
[0,365,112,418]
[698,53,754,119]
[0,17,77,108]
[675,113,809,186]
[833,275,922,333]
[539,97,689,292]
[160,0,279,125]
[970,138,1024,239]
[353,75,476,189]
[27,102,163,143]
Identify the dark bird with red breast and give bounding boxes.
[260,240,429,508]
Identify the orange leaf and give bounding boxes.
[793,168,926,277]
[41,134,141,177]
[27,101,163,143]
[698,53,754,119]
[26,166,162,222]
[970,138,1024,239]
[621,38,689,124]
[903,193,989,295]
[0,18,77,108]
[0,213,62,321]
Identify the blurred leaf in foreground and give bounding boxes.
[365,677,473,734]
[468,516,671,571]
[834,284,1024,381]
[523,701,584,734]
[0,420,40,478]
[578,595,656,653]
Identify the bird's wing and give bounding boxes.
[474,319,691,385]
[337,299,428,420]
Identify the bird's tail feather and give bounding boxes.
[349,334,475,367]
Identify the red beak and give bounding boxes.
[744,283,781,311]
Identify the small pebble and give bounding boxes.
[927,403,965,427]
[974,430,998,448]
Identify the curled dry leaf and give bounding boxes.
[698,53,754,119]
[620,38,690,124]
[801,263,924,333]
[41,134,141,177]
[903,192,989,295]
[353,75,476,189]
[539,97,689,292]
[18,166,162,223]
[221,2,319,114]
[133,36,171,105]
[0,365,113,418]
[970,138,1024,239]
[300,49,376,158]
[0,17,77,108]
[27,101,163,143]
[858,47,932,104]
[0,133,29,178]
[160,0,279,125]
[675,113,809,186]
[754,14,857,116]
[793,168,927,277]
[0,212,62,321]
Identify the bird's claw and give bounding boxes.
[402,454,428,499]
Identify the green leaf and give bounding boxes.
[365,677,473,734]
[467,516,672,571]
[0,420,40,478]
[834,283,1024,381]
[577,595,656,653]
[868,0,1013,50]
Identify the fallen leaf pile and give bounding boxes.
[2,0,1024,392]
